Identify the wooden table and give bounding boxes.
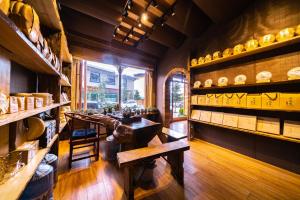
[119,118,161,151]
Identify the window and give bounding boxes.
[90,72,100,83]
[86,61,119,109]
[121,67,145,109]
[83,61,147,110]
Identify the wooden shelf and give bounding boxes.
[26,0,61,31]
[189,119,300,144]
[0,103,61,127]
[59,122,67,133]
[189,35,300,70]
[0,134,58,200]
[191,79,300,92]
[0,12,60,75]
[60,76,71,87]
[60,101,71,106]
[191,104,300,113]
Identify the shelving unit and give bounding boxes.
[0,0,73,198]
[0,103,61,127]
[189,119,300,144]
[0,12,60,76]
[0,134,59,200]
[191,79,300,92]
[189,35,300,70]
[60,76,71,87]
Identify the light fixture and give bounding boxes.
[125,38,129,42]
[122,10,128,17]
[127,0,133,10]
[116,26,120,31]
[151,0,158,8]
[171,7,175,16]
[141,12,148,21]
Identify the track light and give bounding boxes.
[122,10,128,17]
[125,38,129,42]
[127,0,133,10]
[151,0,158,8]
[171,7,175,16]
[138,21,142,27]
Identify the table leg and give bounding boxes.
[168,151,184,185]
[124,166,134,200]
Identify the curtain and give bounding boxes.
[144,70,154,108]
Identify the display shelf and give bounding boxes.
[59,122,67,133]
[191,104,300,113]
[191,79,300,92]
[60,76,71,87]
[189,119,300,144]
[0,12,60,75]
[0,134,58,200]
[189,35,300,70]
[60,101,71,106]
[0,103,61,127]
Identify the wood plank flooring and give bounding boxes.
[54,136,300,200]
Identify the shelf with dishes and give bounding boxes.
[0,103,61,127]
[0,11,60,75]
[0,134,58,200]
[189,26,300,70]
[189,118,300,144]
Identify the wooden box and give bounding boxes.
[214,94,224,106]
[190,110,201,120]
[238,115,257,131]
[199,110,212,122]
[283,120,300,139]
[17,96,25,111]
[246,94,262,109]
[223,93,235,107]
[233,93,247,108]
[257,117,280,135]
[261,93,280,110]
[211,112,224,124]
[35,97,44,108]
[191,95,198,105]
[205,94,215,106]
[25,96,35,110]
[280,93,300,111]
[197,95,206,105]
[223,113,239,127]
[8,96,18,114]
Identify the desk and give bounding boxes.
[119,118,161,151]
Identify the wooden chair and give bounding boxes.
[64,112,106,168]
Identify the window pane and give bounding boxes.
[86,61,119,109]
[121,67,145,109]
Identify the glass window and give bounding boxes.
[121,67,145,109]
[86,61,119,109]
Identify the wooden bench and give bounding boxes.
[159,127,187,143]
[117,140,190,200]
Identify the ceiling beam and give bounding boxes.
[60,0,186,48]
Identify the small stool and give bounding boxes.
[43,154,58,185]
[21,163,54,200]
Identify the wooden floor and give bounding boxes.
[170,120,188,134]
[54,136,300,200]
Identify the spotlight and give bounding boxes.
[138,22,142,27]
[122,10,128,17]
[171,7,175,16]
[127,0,133,10]
[141,12,148,21]
[151,0,158,8]
[125,38,129,42]
[113,34,116,37]
[116,26,120,31]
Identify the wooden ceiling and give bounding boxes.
[60,0,252,68]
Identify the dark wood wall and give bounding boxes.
[157,0,300,173]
